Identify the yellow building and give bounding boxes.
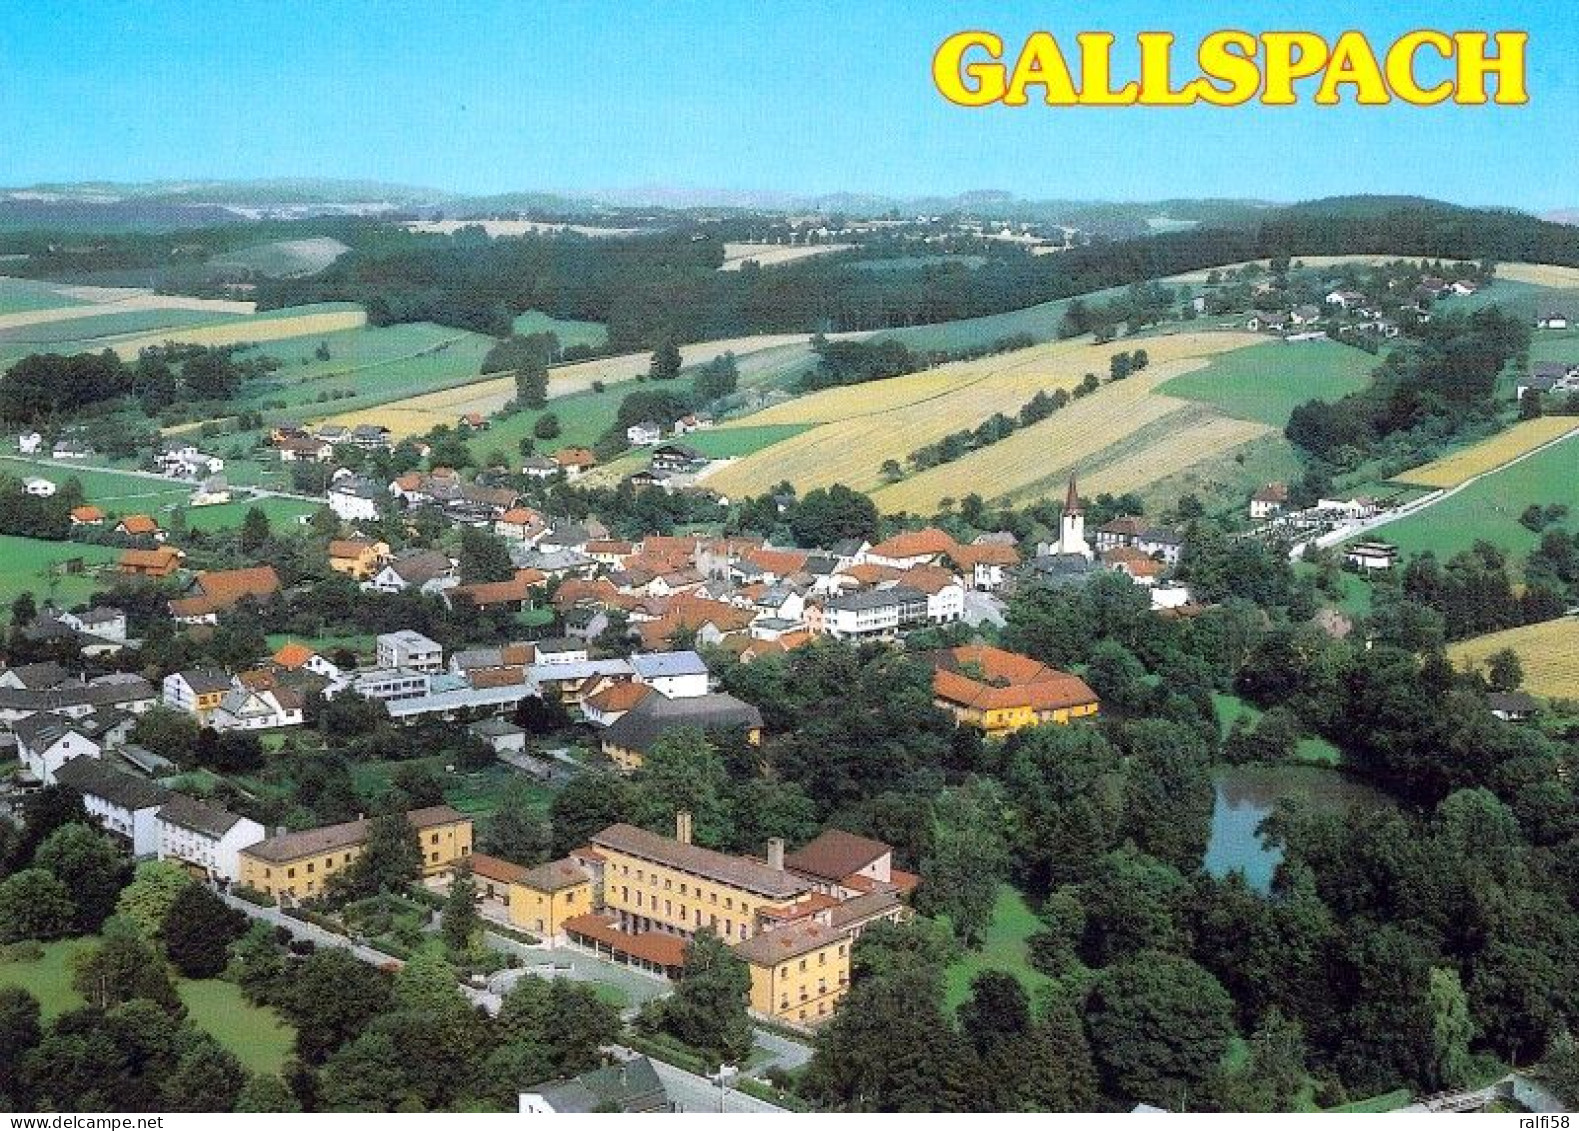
[598,694,763,772]
[470,852,592,941]
[240,805,472,903]
[589,817,811,944]
[328,538,389,581]
[927,644,1099,736]
[735,920,850,1025]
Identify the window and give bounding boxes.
[819,952,826,965]
[287,867,296,878]
[306,862,314,874]
[799,959,806,972]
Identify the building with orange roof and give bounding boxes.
[168,566,282,625]
[327,538,388,580]
[115,514,163,540]
[946,541,1021,591]
[552,447,597,480]
[581,681,653,726]
[466,853,593,942]
[69,505,105,526]
[743,546,810,580]
[444,568,547,612]
[897,565,965,624]
[1101,545,1163,584]
[926,644,1099,736]
[862,527,958,569]
[117,545,185,578]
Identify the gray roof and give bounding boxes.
[630,651,708,679]
[592,822,809,900]
[601,691,763,757]
[535,637,583,654]
[826,585,926,612]
[387,550,454,585]
[0,676,156,713]
[532,1057,668,1114]
[4,661,68,689]
[156,794,246,838]
[12,713,93,753]
[54,756,173,810]
[732,919,846,965]
[175,669,233,694]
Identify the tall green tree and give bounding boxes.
[440,865,480,954]
[652,928,753,1063]
[71,921,181,1012]
[0,869,76,943]
[918,777,1010,946]
[162,883,247,979]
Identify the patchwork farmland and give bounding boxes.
[708,331,1271,510]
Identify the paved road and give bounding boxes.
[1296,421,1579,558]
[222,893,792,1112]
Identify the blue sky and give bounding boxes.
[1,1,1574,207]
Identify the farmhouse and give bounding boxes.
[1250,482,1290,519]
[168,565,282,623]
[327,537,389,580]
[118,545,185,578]
[328,477,385,522]
[1345,540,1400,571]
[14,714,102,784]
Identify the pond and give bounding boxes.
[1205,765,1390,893]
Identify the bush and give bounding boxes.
[231,885,274,907]
[0,939,45,963]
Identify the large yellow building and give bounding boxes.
[734,920,850,1025]
[240,805,472,903]
[589,817,812,944]
[927,644,1099,735]
[470,852,593,942]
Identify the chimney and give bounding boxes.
[767,837,785,870]
[675,810,693,846]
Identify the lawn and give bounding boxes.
[0,938,296,1075]
[1212,693,1342,766]
[0,307,236,349]
[0,455,192,510]
[941,885,1054,1012]
[1157,339,1377,427]
[1376,431,1579,564]
[350,757,546,818]
[181,496,322,532]
[0,534,123,617]
[482,375,701,461]
[267,631,376,658]
[676,424,810,459]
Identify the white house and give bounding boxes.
[630,651,710,699]
[209,686,303,732]
[626,420,662,447]
[189,475,231,507]
[23,477,56,497]
[59,606,128,644]
[1536,313,1570,331]
[14,715,101,784]
[53,757,172,857]
[468,717,528,756]
[17,432,42,455]
[155,795,265,884]
[329,477,384,522]
[364,550,455,594]
[820,585,927,640]
[162,669,235,721]
[1345,540,1399,571]
[377,630,444,672]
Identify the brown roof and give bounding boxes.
[117,514,160,535]
[328,538,377,559]
[563,913,687,969]
[470,666,527,689]
[273,642,316,669]
[448,569,547,608]
[242,805,468,864]
[118,546,184,573]
[584,682,652,713]
[867,527,957,561]
[591,823,812,900]
[732,919,846,966]
[897,565,959,595]
[469,852,531,885]
[70,505,105,522]
[784,829,892,883]
[554,447,596,468]
[928,644,1099,713]
[744,547,810,576]
[947,542,1020,568]
[1253,483,1289,503]
[841,562,901,586]
[519,857,592,893]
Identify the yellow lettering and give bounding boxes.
[1315,31,1390,105]
[1136,32,1195,105]
[1385,30,1455,105]
[933,31,1006,107]
[1005,32,1080,106]
[1076,32,1139,104]
[1454,31,1529,105]
[1261,31,1331,105]
[1197,29,1262,106]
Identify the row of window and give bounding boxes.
[616,862,752,914]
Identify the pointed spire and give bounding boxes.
[1064,472,1081,515]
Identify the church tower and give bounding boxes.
[1058,472,1091,559]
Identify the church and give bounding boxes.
[1039,474,1093,560]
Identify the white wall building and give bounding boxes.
[155,796,265,884]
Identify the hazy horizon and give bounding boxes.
[2,0,1575,210]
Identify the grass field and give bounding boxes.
[718,243,854,270]
[1378,431,1579,562]
[0,307,238,353]
[1157,339,1377,427]
[678,425,810,459]
[511,309,608,351]
[1447,618,1579,699]
[0,534,124,615]
[0,456,193,508]
[1392,417,1579,489]
[208,236,349,278]
[182,496,321,531]
[107,303,367,359]
[0,276,92,315]
[709,331,1268,512]
[0,937,296,1074]
[941,886,1055,1012]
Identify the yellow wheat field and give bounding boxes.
[718,243,854,271]
[1496,263,1579,288]
[0,290,256,333]
[1392,417,1579,488]
[709,332,1264,505]
[317,331,828,438]
[1167,258,1579,288]
[109,308,367,359]
[1448,618,1579,699]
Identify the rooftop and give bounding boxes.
[591,823,811,900]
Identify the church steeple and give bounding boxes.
[1055,471,1092,560]
[1064,473,1081,515]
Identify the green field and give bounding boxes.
[676,425,810,458]
[0,456,193,508]
[0,534,123,615]
[0,277,91,314]
[868,285,1129,355]
[1530,326,1579,369]
[0,307,236,349]
[1158,340,1376,427]
[180,496,322,532]
[941,885,1055,1012]
[511,310,608,351]
[0,937,296,1075]
[1376,431,1579,564]
[208,236,349,278]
